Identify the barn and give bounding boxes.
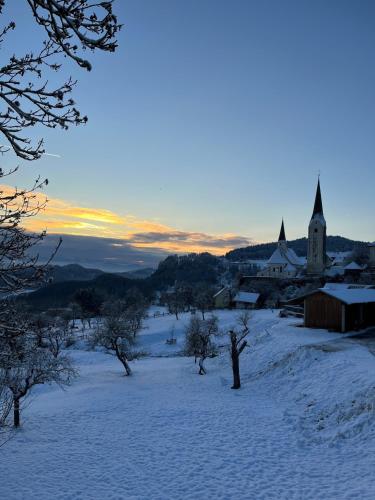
[302,286,375,332]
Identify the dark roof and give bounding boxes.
[312,179,324,217]
[278,219,286,241]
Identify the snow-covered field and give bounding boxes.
[1,308,375,499]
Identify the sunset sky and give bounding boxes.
[2,0,375,258]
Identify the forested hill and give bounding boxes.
[20,253,222,310]
[226,236,368,261]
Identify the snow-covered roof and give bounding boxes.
[323,283,352,290]
[344,261,362,270]
[233,291,260,304]
[287,284,375,304]
[285,262,297,272]
[322,288,375,305]
[324,266,345,277]
[267,246,303,268]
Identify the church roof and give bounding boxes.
[278,219,286,241]
[267,247,303,267]
[312,179,324,218]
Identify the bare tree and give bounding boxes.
[185,315,218,375]
[0,0,120,437]
[0,1,120,160]
[44,318,70,358]
[0,312,76,427]
[165,287,184,320]
[0,383,12,427]
[229,312,250,390]
[93,304,145,375]
[194,284,214,320]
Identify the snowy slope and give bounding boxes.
[1,310,375,500]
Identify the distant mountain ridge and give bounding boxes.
[47,264,104,283]
[47,264,155,283]
[225,236,368,261]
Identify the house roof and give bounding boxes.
[322,288,375,305]
[323,283,352,290]
[213,287,228,298]
[233,291,260,304]
[344,261,363,270]
[286,283,375,305]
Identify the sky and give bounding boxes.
[1,0,375,265]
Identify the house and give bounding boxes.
[232,291,260,309]
[213,286,231,309]
[344,261,364,279]
[288,284,375,332]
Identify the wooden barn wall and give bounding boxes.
[305,292,342,330]
[364,303,375,327]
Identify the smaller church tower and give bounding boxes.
[307,179,327,275]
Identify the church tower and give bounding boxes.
[307,179,327,274]
[278,219,287,251]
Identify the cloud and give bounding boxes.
[125,231,252,254]
[0,184,252,256]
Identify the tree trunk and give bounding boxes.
[13,397,20,428]
[122,358,132,376]
[198,356,206,375]
[230,332,241,389]
[231,350,240,389]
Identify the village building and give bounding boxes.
[232,291,260,309]
[257,220,304,279]
[256,179,336,280]
[344,261,365,279]
[287,283,375,332]
[213,286,231,309]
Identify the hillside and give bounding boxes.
[47,264,104,283]
[119,268,155,280]
[21,273,155,310]
[2,310,375,499]
[226,235,368,261]
[20,253,223,310]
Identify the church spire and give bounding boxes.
[312,178,323,217]
[278,219,286,242]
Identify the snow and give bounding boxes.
[322,288,375,304]
[1,309,375,499]
[267,247,302,267]
[344,261,363,270]
[323,282,353,290]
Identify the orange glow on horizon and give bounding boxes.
[0,184,252,255]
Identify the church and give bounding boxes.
[258,179,330,279]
